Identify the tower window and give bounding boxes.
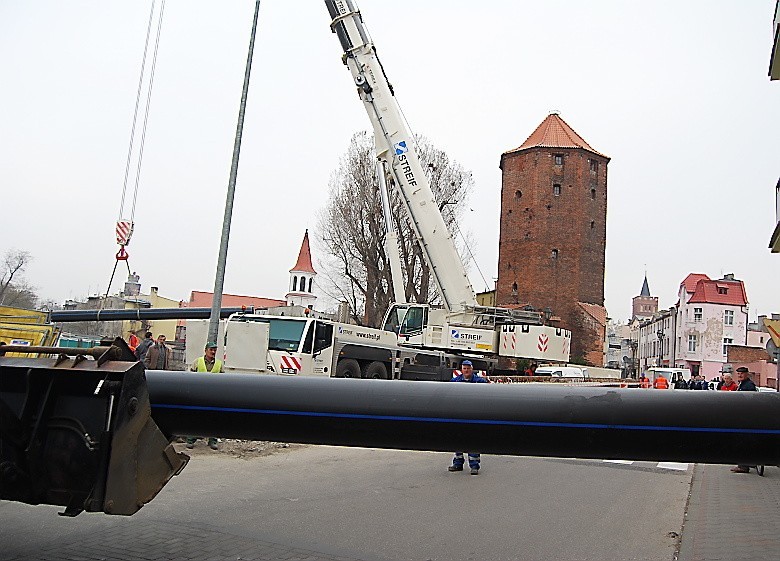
[507,209,513,215]
[554,154,563,165]
[590,220,595,229]
[308,278,313,293]
[511,282,518,294]
[551,249,559,259]
[590,160,599,173]
[292,276,298,292]
[515,190,522,199]
[553,184,561,196]
[590,188,596,199]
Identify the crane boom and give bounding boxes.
[325,0,477,313]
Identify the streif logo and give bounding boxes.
[451,329,460,339]
[338,326,343,334]
[394,141,408,155]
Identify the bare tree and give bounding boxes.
[317,132,473,327]
[0,249,38,308]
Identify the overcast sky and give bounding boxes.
[1,1,777,323]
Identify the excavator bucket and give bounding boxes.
[0,338,188,516]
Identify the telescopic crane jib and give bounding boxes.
[325,0,476,314]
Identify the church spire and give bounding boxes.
[640,274,651,297]
[290,230,316,274]
[286,230,317,309]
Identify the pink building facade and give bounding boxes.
[674,273,748,379]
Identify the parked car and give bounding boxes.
[534,366,586,379]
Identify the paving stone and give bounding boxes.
[678,464,780,561]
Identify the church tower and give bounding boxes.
[632,274,658,319]
[496,112,610,365]
[286,230,317,309]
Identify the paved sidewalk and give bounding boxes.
[678,463,780,561]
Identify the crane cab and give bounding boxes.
[383,303,429,346]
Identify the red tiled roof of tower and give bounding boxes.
[680,273,710,294]
[290,230,316,274]
[687,279,748,306]
[504,113,609,158]
[577,302,607,326]
[187,291,285,310]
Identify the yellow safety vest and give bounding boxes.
[195,357,223,373]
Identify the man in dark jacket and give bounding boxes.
[731,367,758,473]
[135,332,153,362]
[447,360,488,475]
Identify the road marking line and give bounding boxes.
[657,462,689,471]
[603,460,634,464]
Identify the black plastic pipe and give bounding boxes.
[50,307,253,323]
[146,372,780,466]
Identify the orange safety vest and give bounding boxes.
[653,377,669,389]
[640,378,651,389]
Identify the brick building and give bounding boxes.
[496,112,609,365]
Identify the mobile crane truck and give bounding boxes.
[188,0,572,381]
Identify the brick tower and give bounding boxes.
[632,274,658,319]
[496,112,610,365]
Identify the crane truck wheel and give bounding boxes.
[336,358,361,378]
[364,361,388,380]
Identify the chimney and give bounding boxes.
[722,273,735,281]
[151,287,158,295]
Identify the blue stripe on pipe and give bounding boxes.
[152,403,780,435]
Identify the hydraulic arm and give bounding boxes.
[325,0,476,313]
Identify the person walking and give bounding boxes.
[135,331,154,362]
[447,360,488,475]
[186,342,224,450]
[143,334,171,370]
[127,330,139,353]
[731,367,758,473]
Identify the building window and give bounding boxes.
[308,278,313,292]
[693,308,702,322]
[717,286,728,295]
[723,337,733,355]
[590,159,599,173]
[551,249,559,259]
[515,190,522,199]
[292,276,298,292]
[511,282,518,294]
[688,334,697,352]
[590,188,596,199]
[554,154,563,165]
[553,184,561,196]
[724,310,734,325]
[590,220,595,229]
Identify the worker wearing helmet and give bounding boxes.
[186,342,223,450]
[448,360,488,475]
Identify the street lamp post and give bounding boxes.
[630,339,638,379]
[657,329,665,367]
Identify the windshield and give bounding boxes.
[245,318,307,352]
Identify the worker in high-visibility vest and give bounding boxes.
[186,342,223,450]
[639,376,651,389]
[653,375,669,389]
[191,341,224,373]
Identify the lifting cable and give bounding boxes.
[104,0,166,303]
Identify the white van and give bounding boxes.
[535,366,586,379]
[646,367,692,388]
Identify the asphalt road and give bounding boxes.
[1,445,692,561]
